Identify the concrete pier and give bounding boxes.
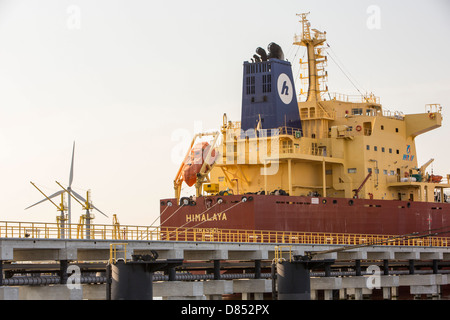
[18,284,82,300]
[8,272,449,300]
[0,287,18,300]
[233,279,272,300]
[154,281,205,300]
[1,238,450,300]
[203,280,233,300]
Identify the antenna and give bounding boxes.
[296,12,311,40]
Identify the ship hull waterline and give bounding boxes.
[160,195,450,238]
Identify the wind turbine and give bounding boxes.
[56,142,109,236]
[25,142,75,236]
[60,141,101,224]
[26,141,109,238]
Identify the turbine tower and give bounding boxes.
[67,141,75,229]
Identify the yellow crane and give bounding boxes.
[25,182,68,238]
[411,158,435,182]
[55,181,109,239]
[419,158,434,175]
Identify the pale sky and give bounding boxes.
[0,0,449,226]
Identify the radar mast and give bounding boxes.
[294,13,328,102]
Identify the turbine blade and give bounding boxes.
[92,204,109,218]
[25,190,64,210]
[72,189,108,217]
[71,189,86,202]
[69,141,75,188]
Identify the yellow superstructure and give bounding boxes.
[180,13,449,204]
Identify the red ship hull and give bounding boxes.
[160,195,450,236]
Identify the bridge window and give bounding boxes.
[352,108,363,115]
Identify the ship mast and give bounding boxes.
[294,13,328,102]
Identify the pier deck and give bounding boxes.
[0,235,449,300]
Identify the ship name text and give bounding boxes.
[186,212,228,223]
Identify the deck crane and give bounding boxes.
[416,158,435,181]
[419,158,434,174]
[352,171,372,199]
[25,182,68,238]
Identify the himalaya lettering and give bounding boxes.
[185,212,228,223]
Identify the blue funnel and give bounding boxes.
[240,58,302,136]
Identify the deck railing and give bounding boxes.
[0,221,448,248]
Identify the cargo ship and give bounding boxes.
[159,13,449,237]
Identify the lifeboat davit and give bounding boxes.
[181,142,217,187]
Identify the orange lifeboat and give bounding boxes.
[181,142,217,187]
[430,174,443,183]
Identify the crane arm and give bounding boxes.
[55,181,85,208]
[26,182,63,211]
[419,158,434,173]
[352,171,372,198]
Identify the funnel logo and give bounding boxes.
[277,73,293,105]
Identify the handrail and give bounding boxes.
[0,220,448,248]
[109,243,127,264]
[274,245,293,262]
[327,92,380,104]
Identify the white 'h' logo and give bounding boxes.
[277,73,293,104]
